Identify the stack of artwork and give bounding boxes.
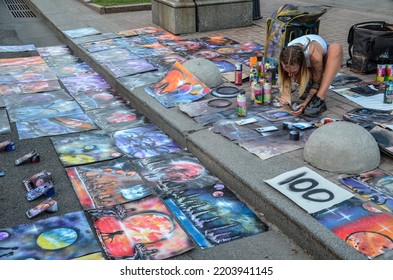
[0,28,270,259]
[265,166,393,259]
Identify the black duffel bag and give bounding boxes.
[347,21,393,74]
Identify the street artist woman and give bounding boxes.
[278,34,343,117]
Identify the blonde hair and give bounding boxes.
[278,45,309,96]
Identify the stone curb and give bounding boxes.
[76,0,151,14]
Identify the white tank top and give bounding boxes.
[288,35,328,67]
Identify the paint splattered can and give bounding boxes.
[263,82,272,104]
[384,81,393,104]
[377,64,386,82]
[237,91,247,117]
[234,63,243,85]
[387,64,393,81]
[252,80,263,104]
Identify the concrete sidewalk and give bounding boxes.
[10,0,393,259]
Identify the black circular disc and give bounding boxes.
[207,98,232,108]
[211,86,241,98]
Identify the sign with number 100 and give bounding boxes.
[265,167,353,213]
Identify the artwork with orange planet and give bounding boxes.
[87,196,195,259]
[66,157,152,210]
[0,211,101,260]
[144,61,211,108]
[312,197,393,259]
[164,181,269,248]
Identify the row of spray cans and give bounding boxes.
[249,56,273,105]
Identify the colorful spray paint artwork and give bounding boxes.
[116,29,138,37]
[0,211,101,260]
[52,62,95,78]
[340,169,393,212]
[0,44,36,52]
[265,167,353,213]
[145,54,187,70]
[212,118,265,143]
[259,108,294,122]
[0,56,45,68]
[80,39,123,53]
[7,100,84,122]
[15,113,98,139]
[66,157,152,210]
[312,198,393,259]
[165,182,269,248]
[51,131,123,167]
[72,32,121,45]
[86,105,148,132]
[211,59,236,73]
[112,124,182,159]
[63,26,101,39]
[0,80,62,95]
[238,129,314,160]
[144,61,211,108]
[119,69,166,91]
[73,90,128,111]
[133,150,219,195]
[11,70,58,83]
[90,48,139,63]
[2,90,72,108]
[43,54,81,67]
[36,45,71,57]
[369,126,393,156]
[60,73,112,95]
[87,196,195,260]
[178,98,235,118]
[104,58,157,78]
[0,109,10,134]
[197,36,240,48]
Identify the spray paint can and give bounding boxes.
[377,64,386,82]
[263,82,272,104]
[384,81,393,104]
[252,80,263,104]
[387,64,393,81]
[257,56,264,78]
[237,90,247,117]
[234,63,243,85]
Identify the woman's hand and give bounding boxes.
[291,102,306,116]
[280,96,290,107]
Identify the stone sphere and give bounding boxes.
[303,121,380,173]
[183,58,223,88]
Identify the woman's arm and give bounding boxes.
[308,42,324,94]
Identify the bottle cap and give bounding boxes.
[249,56,257,68]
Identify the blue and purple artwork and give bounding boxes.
[0,211,101,260]
[104,58,157,78]
[165,182,269,248]
[15,113,98,139]
[112,124,181,159]
[60,73,112,95]
[340,169,393,212]
[7,100,84,122]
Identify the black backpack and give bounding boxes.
[347,21,393,74]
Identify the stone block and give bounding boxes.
[152,0,253,35]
